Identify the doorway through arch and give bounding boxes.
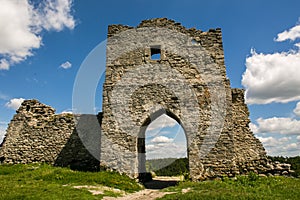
[137,111,188,181]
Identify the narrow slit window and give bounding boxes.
[150,46,161,60]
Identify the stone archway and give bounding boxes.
[99,18,269,181]
[137,109,188,180]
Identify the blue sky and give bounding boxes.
[1,0,300,158]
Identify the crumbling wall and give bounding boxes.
[0,100,100,171]
[101,18,283,180]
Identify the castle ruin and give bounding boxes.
[0,18,291,181]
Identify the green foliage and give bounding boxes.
[159,176,300,200]
[234,172,259,187]
[268,155,300,177]
[0,163,142,200]
[146,158,189,176]
[146,158,177,172]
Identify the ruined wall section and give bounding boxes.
[0,100,100,171]
[101,18,236,179]
[231,89,269,174]
[230,88,292,175]
[231,89,267,162]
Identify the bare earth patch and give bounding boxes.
[102,189,175,200]
[72,185,125,196]
[71,176,179,199]
[103,176,179,200]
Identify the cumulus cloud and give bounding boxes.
[147,114,177,131]
[242,50,300,104]
[297,135,300,141]
[0,129,5,144]
[151,136,173,143]
[0,0,75,70]
[293,102,300,117]
[146,142,187,159]
[257,136,299,156]
[60,61,72,69]
[253,117,300,135]
[61,109,73,114]
[258,136,282,147]
[275,24,300,42]
[242,20,300,104]
[0,59,10,70]
[0,122,7,144]
[286,143,298,150]
[35,0,75,32]
[5,98,25,110]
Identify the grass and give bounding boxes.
[0,163,142,200]
[159,173,300,200]
[2,164,300,200]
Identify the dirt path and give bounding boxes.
[103,176,180,200]
[102,189,174,200]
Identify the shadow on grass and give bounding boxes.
[143,179,179,190]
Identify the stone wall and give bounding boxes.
[100,18,289,180]
[0,100,100,171]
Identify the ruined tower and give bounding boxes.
[100,18,268,180]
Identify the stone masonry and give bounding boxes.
[0,100,101,171]
[0,18,291,181]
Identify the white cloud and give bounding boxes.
[254,117,300,135]
[257,136,299,156]
[146,142,187,159]
[285,143,298,151]
[147,114,177,132]
[0,59,10,70]
[249,122,259,134]
[242,49,300,104]
[36,0,75,32]
[293,102,300,117]
[275,24,300,42]
[242,20,300,104]
[5,98,25,110]
[61,108,73,114]
[151,136,173,143]
[0,0,75,70]
[0,124,7,144]
[252,101,300,156]
[60,61,72,69]
[257,136,280,147]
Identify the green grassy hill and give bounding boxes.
[159,173,300,200]
[146,158,188,176]
[1,157,299,199]
[0,163,142,200]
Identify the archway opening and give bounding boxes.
[138,112,188,182]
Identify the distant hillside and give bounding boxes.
[146,157,189,176]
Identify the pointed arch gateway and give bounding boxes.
[137,109,188,180]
